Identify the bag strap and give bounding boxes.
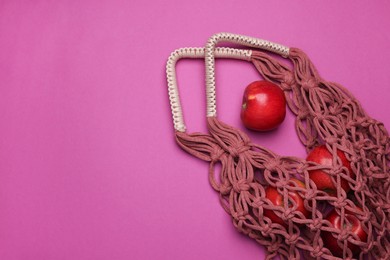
[204,32,290,117]
[166,47,252,132]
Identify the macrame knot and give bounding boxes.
[286,233,299,245]
[268,243,281,255]
[280,73,295,90]
[232,180,250,193]
[304,188,316,201]
[310,245,324,258]
[353,181,364,193]
[295,168,304,177]
[350,154,360,164]
[210,148,224,162]
[309,218,323,232]
[334,195,347,208]
[233,211,248,222]
[282,208,294,221]
[227,141,250,158]
[264,158,281,172]
[337,229,350,242]
[252,198,264,208]
[324,136,337,144]
[301,78,318,90]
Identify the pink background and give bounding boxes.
[0,1,389,259]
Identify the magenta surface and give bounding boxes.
[0,1,389,259]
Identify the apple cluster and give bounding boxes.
[240,80,367,257]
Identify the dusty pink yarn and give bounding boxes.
[174,48,390,259]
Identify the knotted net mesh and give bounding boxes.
[174,48,389,259]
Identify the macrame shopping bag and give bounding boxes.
[166,33,390,260]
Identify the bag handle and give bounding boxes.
[166,47,252,132]
[204,32,290,117]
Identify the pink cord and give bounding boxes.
[174,48,389,259]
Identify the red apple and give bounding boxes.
[322,208,367,257]
[263,179,309,227]
[241,80,286,131]
[306,145,354,196]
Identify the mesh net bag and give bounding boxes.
[166,33,390,260]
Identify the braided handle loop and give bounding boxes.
[205,32,290,117]
[166,47,252,132]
